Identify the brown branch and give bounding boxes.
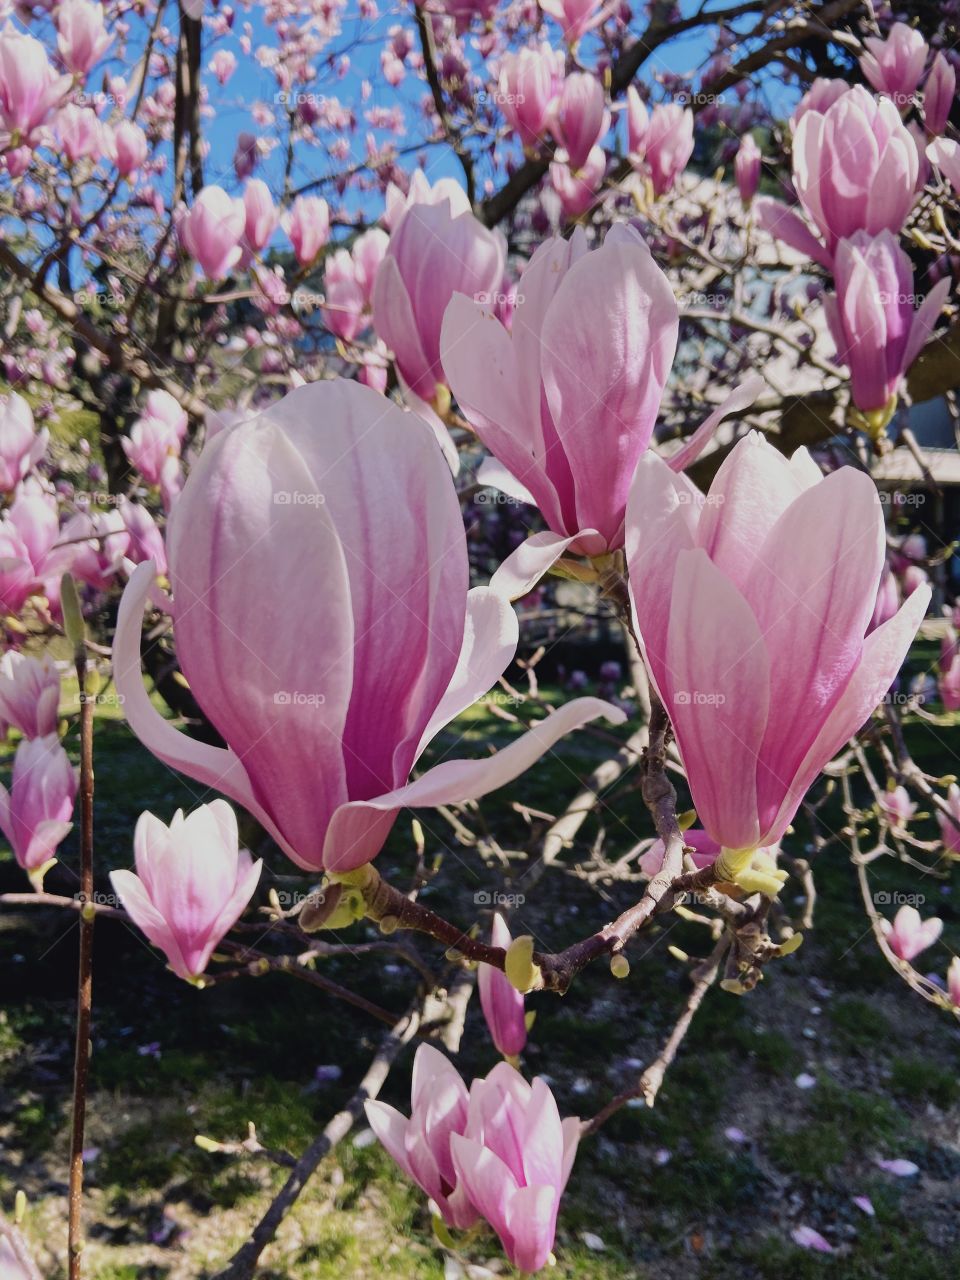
[68,654,95,1280]
[414,5,475,205]
[210,1000,423,1280]
[583,936,727,1133]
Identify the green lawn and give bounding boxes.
[0,663,958,1279]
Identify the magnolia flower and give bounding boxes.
[365,1044,479,1229]
[0,26,72,148]
[0,734,77,888]
[548,144,606,217]
[539,0,608,44]
[879,784,916,830]
[441,224,758,587]
[758,86,918,265]
[859,22,928,104]
[110,803,261,981]
[642,103,694,196]
[57,0,112,76]
[451,1061,580,1273]
[0,650,60,739]
[58,508,129,591]
[735,134,761,202]
[114,380,624,876]
[824,230,948,416]
[928,137,960,197]
[478,913,527,1059]
[178,185,246,279]
[922,53,955,136]
[0,485,65,615]
[880,904,942,962]
[242,178,279,254]
[947,955,960,1007]
[625,432,929,890]
[938,783,960,853]
[498,45,564,152]
[111,119,147,176]
[284,194,330,266]
[373,198,505,403]
[0,393,47,493]
[551,72,608,171]
[382,170,471,230]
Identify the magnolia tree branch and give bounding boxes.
[67,645,95,1280]
[583,935,728,1134]
[210,999,424,1280]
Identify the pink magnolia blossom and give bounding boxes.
[625,85,648,159]
[110,802,261,981]
[373,199,505,402]
[792,1226,834,1254]
[539,0,608,44]
[351,227,389,304]
[625,432,930,863]
[947,954,960,1006]
[735,133,761,202]
[284,194,330,266]
[122,414,181,486]
[451,1061,580,1273]
[0,650,60,739]
[56,103,105,163]
[860,22,928,105]
[879,784,916,829]
[0,734,77,888]
[0,393,47,493]
[208,49,237,86]
[434,0,498,32]
[443,224,709,562]
[178,185,246,279]
[497,45,563,152]
[322,249,366,341]
[141,388,188,443]
[928,137,960,196]
[552,72,609,171]
[111,119,147,176]
[119,498,167,574]
[58,508,130,591]
[242,178,278,253]
[0,485,65,614]
[365,1044,479,1229]
[790,77,848,132]
[776,87,918,262]
[548,143,606,217]
[383,171,471,230]
[881,903,942,961]
[0,27,71,147]
[642,103,694,196]
[824,230,949,414]
[57,0,112,76]
[478,913,527,1059]
[114,380,624,875]
[937,783,960,853]
[923,53,955,136]
[870,564,900,633]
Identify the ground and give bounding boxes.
[0,662,958,1280]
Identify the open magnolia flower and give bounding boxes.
[114,379,624,875]
[626,432,930,893]
[441,222,760,596]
